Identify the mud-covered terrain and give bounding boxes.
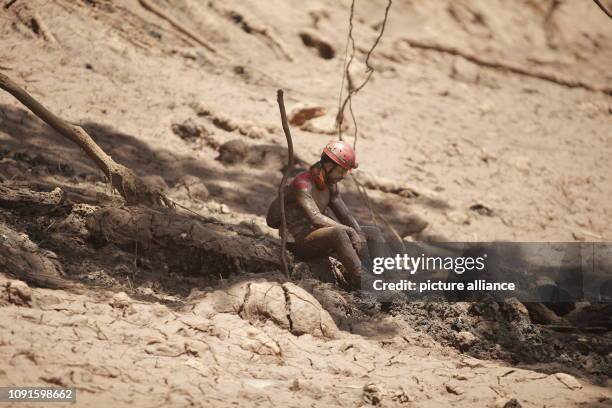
[1,0,611,407]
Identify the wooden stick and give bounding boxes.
[592,0,612,20]
[0,73,110,173]
[4,0,18,9]
[276,89,294,277]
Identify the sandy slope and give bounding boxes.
[1,0,611,406]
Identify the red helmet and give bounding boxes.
[322,140,357,170]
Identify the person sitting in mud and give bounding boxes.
[266,140,386,288]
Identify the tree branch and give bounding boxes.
[0,72,170,207]
[276,89,294,277]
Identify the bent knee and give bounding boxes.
[329,226,349,241]
[330,227,347,238]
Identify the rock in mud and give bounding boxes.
[451,57,480,83]
[195,280,339,338]
[217,139,248,165]
[445,382,464,395]
[6,280,33,306]
[299,115,339,135]
[299,29,335,59]
[240,281,291,329]
[553,372,582,390]
[454,330,478,350]
[469,202,494,216]
[174,175,210,202]
[492,397,522,408]
[283,282,339,338]
[171,118,207,140]
[362,382,385,405]
[111,292,132,309]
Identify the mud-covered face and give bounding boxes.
[324,163,349,184]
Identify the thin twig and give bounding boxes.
[336,0,392,147]
[592,0,612,19]
[336,0,356,141]
[350,173,377,227]
[335,1,393,241]
[276,89,294,277]
[138,0,219,55]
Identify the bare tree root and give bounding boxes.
[396,38,612,95]
[138,0,220,56]
[0,221,72,289]
[13,3,58,44]
[86,206,289,276]
[0,73,170,207]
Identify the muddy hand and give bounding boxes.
[346,227,365,255]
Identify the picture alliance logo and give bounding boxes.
[372,253,488,275]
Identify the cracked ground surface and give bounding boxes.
[1,275,611,407]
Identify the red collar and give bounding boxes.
[311,167,327,190]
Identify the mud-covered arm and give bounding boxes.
[293,189,344,229]
[329,186,362,233]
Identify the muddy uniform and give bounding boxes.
[268,168,386,287]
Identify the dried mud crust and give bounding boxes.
[1,276,611,408]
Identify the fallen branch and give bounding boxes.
[276,89,294,277]
[397,38,612,95]
[0,73,170,207]
[0,222,72,288]
[0,185,70,215]
[138,0,219,55]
